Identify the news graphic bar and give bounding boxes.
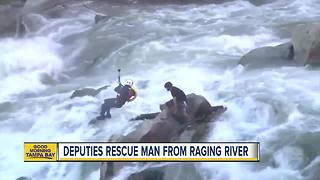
[24,142,259,162]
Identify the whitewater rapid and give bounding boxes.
[1,0,320,179]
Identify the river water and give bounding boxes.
[1,0,320,179]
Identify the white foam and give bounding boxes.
[2,0,320,179]
[0,37,63,101]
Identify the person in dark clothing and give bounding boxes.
[96,79,136,120]
[164,82,187,103]
[163,82,190,123]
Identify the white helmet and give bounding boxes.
[124,79,133,86]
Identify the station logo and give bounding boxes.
[24,143,57,162]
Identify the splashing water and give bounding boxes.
[1,0,320,180]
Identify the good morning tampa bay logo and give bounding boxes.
[24,143,57,162]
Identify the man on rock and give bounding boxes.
[163,81,190,123]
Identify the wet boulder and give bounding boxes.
[95,14,108,24]
[138,94,225,142]
[292,23,320,65]
[70,85,109,99]
[247,0,277,6]
[239,42,295,69]
[16,177,31,180]
[128,163,202,180]
[100,93,227,180]
[0,0,26,37]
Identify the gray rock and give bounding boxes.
[128,163,202,180]
[16,177,31,180]
[292,23,320,65]
[38,72,57,85]
[247,0,277,6]
[138,94,223,142]
[131,112,160,121]
[70,85,110,99]
[95,14,108,24]
[162,163,202,180]
[100,94,226,180]
[129,167,164,180]
[239,42,295,69]
[0,0,26,37]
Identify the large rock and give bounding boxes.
[0,0,26,37]
[139,94,223,142]
[247,0,277,6]
[128,163,202,180]
[70,85,109,99]
[100,94,227,180]
[16,177,31,180]
[292,23,320,65]
[95,14,108,24]
[239,42,295,69]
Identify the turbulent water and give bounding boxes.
[1,0,320,179]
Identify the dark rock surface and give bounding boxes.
[100,93,227,180]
